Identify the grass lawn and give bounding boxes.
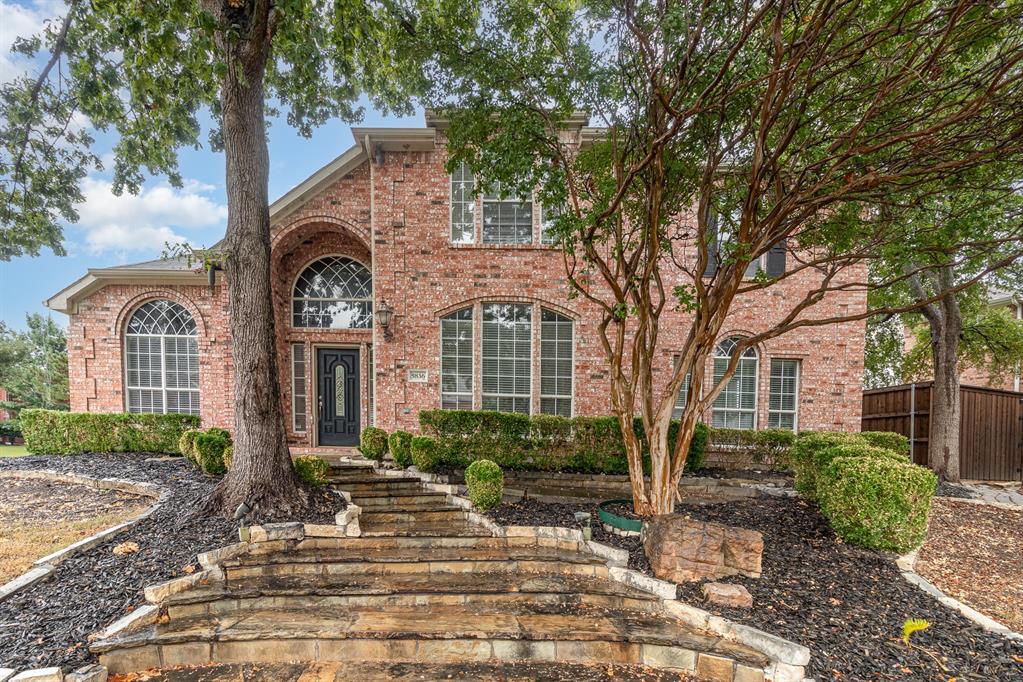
[0,446,29,457]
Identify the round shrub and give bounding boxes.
[194,431,230,475]
[360,426,389,462]
[465,459,504,511]
[817,456,937,553]
[293,455,330,487]
[791,431,865,499]
[809,441,908,498]
[859,431,911,456]
[411,436,442,472]
[178,429,201,462]
[388,430,414,468]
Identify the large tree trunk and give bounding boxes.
[205,23,306,519]
[926,291,963,482]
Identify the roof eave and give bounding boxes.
[45,267,206,315]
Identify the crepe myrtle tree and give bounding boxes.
[868,173,1023,480]
[0,0,470,518]
[428,0,1023,514]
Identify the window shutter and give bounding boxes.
[703,210,718,277]
[765,239,787,277]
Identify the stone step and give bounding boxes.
[95,604,770,675]
[164,571,659,610]
[355,508,468,524]
[227,543,609,568]
[349,492,448,507]
[97,660,696,681]
[331,479,425,493]
[359,523,493,537]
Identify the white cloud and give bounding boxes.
[71,177,228,255]
[0,0,66,83]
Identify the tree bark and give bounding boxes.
[204,16,306,519]
[927,291,963,482]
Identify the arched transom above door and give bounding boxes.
[292,255,373,329]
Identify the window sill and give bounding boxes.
[449,242,559,251]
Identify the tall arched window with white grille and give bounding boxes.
[124,300,200,415]
[292,256,373,328]
[711,337,758,429]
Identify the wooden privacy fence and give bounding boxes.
[862,381,1023,482]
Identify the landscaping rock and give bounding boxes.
[643,515,763,582]
[702,582,753,608]
[10,668,63,682]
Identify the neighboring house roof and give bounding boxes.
[988,288,1021,307]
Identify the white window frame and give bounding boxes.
[291,343,307,432]
[711,337,759,430]
[671,356,693,419]
[123,301,200,416]
[449,162,476,243]
[291,255,373,329]
[540,203,562,245]
[539,309,574,417]
[440,308,475,410]
[767,358,800,431]
[481,303,533,414]
[481,182,533,245]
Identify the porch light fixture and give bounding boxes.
[376,299,395,340]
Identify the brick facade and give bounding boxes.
[59,126,868,443]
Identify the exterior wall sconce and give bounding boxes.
[376,299,395,340]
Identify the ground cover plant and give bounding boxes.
[293,456,330,487]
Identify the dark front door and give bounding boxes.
[317,348,360,446]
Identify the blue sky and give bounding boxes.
[0,0,419,331]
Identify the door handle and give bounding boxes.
[318,396,324,420]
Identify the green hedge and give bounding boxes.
[360,427,389,462]
[0,420,22,442]
[465,459,504,511]
[791,431,908,500]
[859,431,911,456]
[817,456,937,553]
[706,427,795,470]
[418,410,709,475]
[194,430,230,475]
[21,409,200,455]
[389,430,413,468]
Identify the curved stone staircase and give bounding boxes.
[90,460,807,681]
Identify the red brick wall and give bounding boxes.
[65,138,867,439]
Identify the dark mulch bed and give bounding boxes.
[0,454,344,671]
[487,497,1023,681]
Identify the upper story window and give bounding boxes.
[703,209,787,278]
[292,256,372,329]
[450,162,476,243]
[540,203,561,245]
[482,182,533,244]
[711,337,759,429]
[124,299,200,415]
[450,162,546,246]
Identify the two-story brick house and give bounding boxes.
[45,114,867,449]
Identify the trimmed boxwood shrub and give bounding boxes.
[194,430,231,475]
[389,430,413,468]
[294,455,330,487]
[465,459,504,511]
[21,409,200,455]
[817,456,937,553]
[178,429,201,463]
[859,431,911,456]
[411,436,443,472]
[791,431,865,498]
[360,427,389,462]
[418,410,709,475]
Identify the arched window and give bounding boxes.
[711,337,758,429]
[124,300,200,415]
[292,256,373,328]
